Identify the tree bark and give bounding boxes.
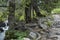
[25,4,31,23]
[31,0,45,17]
[8,0,15,30]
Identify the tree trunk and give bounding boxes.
[31,0,44,17]
[25,4,31,23]
[8,0,15,30]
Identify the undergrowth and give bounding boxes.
[5,30,29,40]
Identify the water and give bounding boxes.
[0,20,9,40]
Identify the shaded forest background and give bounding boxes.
[0,0,60,40]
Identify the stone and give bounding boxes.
[29,32,37,39]
[23,38,31,40]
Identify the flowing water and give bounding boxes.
[0,20,9,40]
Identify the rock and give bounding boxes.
[37,14,60,40]
[29,32,37,39]
[23,38,31,40]
[56,33,60,35]
[52,14,60,21]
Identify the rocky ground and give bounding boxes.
[24,14,60,40]
[40,14,60,40]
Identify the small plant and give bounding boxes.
[5,30,29,40]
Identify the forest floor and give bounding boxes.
[5,14,60,40]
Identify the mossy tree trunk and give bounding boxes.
[8,0,15,30]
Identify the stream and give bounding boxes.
[0,20,9,40]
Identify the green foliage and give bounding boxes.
[45,21,52,27]
[5,30,29,40]
[1,0,60,40]
[40,10,48,16]
[20,0,31,6]
[39,0,58,13]
[0,0,59,21]
[0,0,7,6]
[56,0,60,8]
[0,12,8,21]
[51,8,60,14]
